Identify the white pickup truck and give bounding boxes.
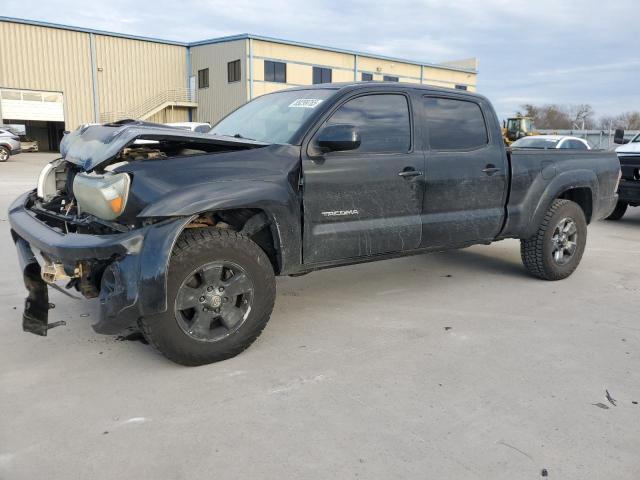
[608,130,640,220]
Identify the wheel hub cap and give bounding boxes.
[207,293,222,308]
[551,217,578,266]
[175,261,254,342]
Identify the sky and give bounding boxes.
[2,0,638,120]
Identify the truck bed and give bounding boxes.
[500,148,620,239]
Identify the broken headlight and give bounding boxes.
[73,172,131,220]
[37,159,68,202]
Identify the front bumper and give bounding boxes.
[9,191,192,335]
[618,179,640,205]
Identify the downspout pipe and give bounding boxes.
[248,38,254,100]
[354,54,358,81]
[186,45,193,121]
[89,33,100,123]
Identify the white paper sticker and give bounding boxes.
[289,98,323,108]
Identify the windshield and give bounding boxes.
[632,133,640,143]
[511,137,560,149]
[210,89,336,144]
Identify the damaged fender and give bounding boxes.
[137,180,302,274]
[94,215,195,334]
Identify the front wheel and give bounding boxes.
[139,228,276,366]
[606,201,627,221]
[520,199,587,281]
[0,146,10,162]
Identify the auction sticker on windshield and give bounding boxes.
[289,99,323,108]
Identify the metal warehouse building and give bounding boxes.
[0,16,478,150]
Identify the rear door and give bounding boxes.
[420,95,508,247]
[301,92,425,264]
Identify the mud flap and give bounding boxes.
[15,238,65,336]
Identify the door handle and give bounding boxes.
[398,169,423,178]
[482,164,500,176]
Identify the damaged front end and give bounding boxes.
[10,189,193,336]
[9,120,267,336]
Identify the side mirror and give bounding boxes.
[614,128,627,144]
[316,124,361,153]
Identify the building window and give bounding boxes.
[228,60,241,83]
[455,84,468,90]
[361,72,373,81]
[383,75,399,82]
[312,66,332,84]
[264,60,287,83]
[198,68,209,89]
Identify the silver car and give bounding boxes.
[0,128,22,162]
[20,136,39,152]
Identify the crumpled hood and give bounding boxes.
[60,122,268,171]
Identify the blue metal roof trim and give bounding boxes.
[0,17,477,74]
[0,16,187,46]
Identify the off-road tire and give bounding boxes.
[0,146,10,162]
[520,199,587,281]
[139,228,276,366]
[606,201,627,221]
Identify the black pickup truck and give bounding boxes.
[8,83,620,365]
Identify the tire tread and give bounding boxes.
[520,199,584,281]
[139,227,276,366]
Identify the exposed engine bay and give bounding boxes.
[34,121,268,235]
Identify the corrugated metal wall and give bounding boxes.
[0,20,189,129]
[147,106,191,124]
[94,35,188,121]
[190,40,248,124]
[0,21,94,129]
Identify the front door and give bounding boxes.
[420,96,508,247]
[302,92,424,264]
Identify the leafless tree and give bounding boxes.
[569,104,595,129]
[516,104,639,131]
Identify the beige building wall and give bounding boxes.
[250,40,356,95]
[190,40,248,124]
[423,65,476,91]
[0,21,94,129]
[95,35,189,122]
[0,20,190,129]
[147,106,191,124]
[357,56,422,83]
[247,41,477,101]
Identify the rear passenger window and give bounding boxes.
[424,97,488,150]
[326,94,411,153]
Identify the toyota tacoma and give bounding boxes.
[8,83,621,365]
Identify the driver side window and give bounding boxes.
[325,94,411,153]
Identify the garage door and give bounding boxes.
[0,89,64,122]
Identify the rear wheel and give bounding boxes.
[520,199,587,280]
[0,146,10,162]
[139,228,276,366]
[606,201,627,221]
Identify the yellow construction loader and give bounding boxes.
[502,116,538,145]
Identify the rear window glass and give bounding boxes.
[424,97,488,150]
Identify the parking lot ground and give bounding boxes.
[1,153,639,479]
